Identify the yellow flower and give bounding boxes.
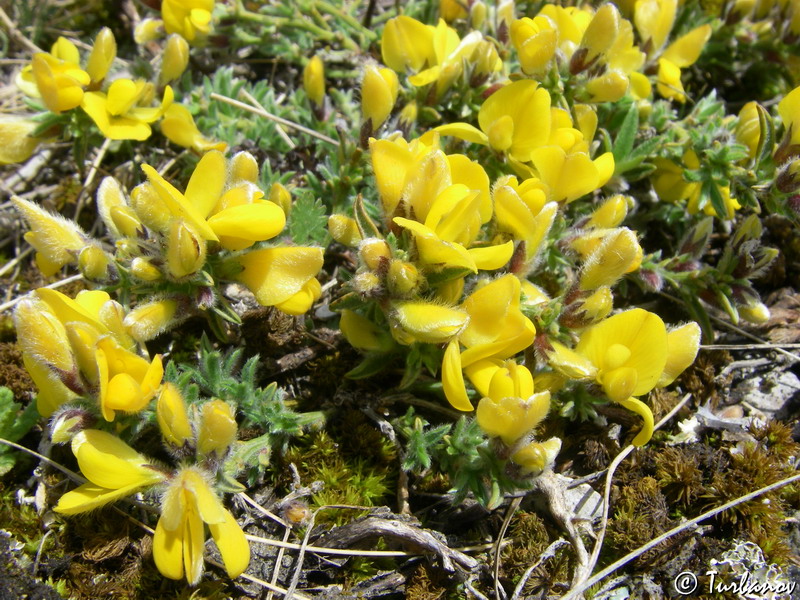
[361,65,399,129]
[154,467,250,584]
[579,227,643,290]
[162,0,214,43]
[492,175,558,269]
[96,176,143,239]
[381,15,435,73]
[54,430,166,515]
[391,301,468,344]
[12,196,86,276]
[436,80,553,162]
[95,336,163,421]
[160,103,227,152]
[303,55,325,107]
[475,361,550,445]
[230,246,324,314]
[511,16,558,75]
[28,38,90,112]
[156,382,193,446]
[511,438,561,475]
[547,308,699,445]
[442,275,536,411]
[81,79,173,140]
[124,298,180,342]
[340,310,394,352]
[440,0,468,22]
[166,219,207,279]
[778,84,800,148]
[736,101,762,160]
[529,145,615,204]
[407,20,485,96]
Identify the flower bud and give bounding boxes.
[561,286,613,327]
[131,182,172,233]
[303,55,325,107]
[78,245,112,281]
[159,34,190,86]
[134,18,163,44]
[361,65,399,130]
[352,271,382,296]
[392,301,468,344]
[340,309,393,352]
[471,1,487,28]
[735,101,761,160]
[579,228,642,290]
[511,437,561,475]
[775,159,800,193]
[584,70,629,103]
[130,257,163,281]
[229,151,259,184]
[157,382,193,447]
[86,27,116,84]
[471,40,501,79]
[359,238,391,271]
[510,16,557,75]
[440,0,468,21]
[196,400,237,456]
[576,3,619,69]
[50,407,95,444]
[13,296,74,373]
[269,182,292,216]
[399,101,418,131]
[386,260,419,296]
[124,298,179,342]
[328,214,362,247]
[166,219,206,279]
[587,195,631,229]
[0,116,43,165]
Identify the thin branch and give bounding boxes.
[205,557,313,600]
[239,88,296,150]
[210,92,340,147]
[0,273,84,313]
[0,437,86,483]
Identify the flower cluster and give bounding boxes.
[14,151,325,339]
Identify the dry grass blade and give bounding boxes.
[0,273,84,313]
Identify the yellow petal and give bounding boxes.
[207,202,286,241]
[658,322,700,386]
[185,151,227,219]
[468,241,514,270]
[153,516,184,580]
[71,429,163,489]
[434,122,489,146]
[381,16,434,72]
[547,341,598,379]
[393,301,468,344]
[661,24,712,68]
[442,339,473,411]
[55,481,150,515]
[233,247,324,307]
[617,396,654,446]
[208,509,251,578]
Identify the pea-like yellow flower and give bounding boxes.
[166,219,207,279]
[303,55,325,107]
[29,39,90,113]
[12,196,87,276]
[442,274,536,411]
[160,103,227,152]
[85,27,117,84]
[778,85,800,148]
[162,0,214,43]
[124,298,180,342]
[475,361,550,446]
[361,65,399,130]
[511,16,558,75]
[436,80,553,163]
[95,336,163,422]
[154,467,250,584]
[328,214,363,247]
[492,175,558,269]
[547,308,699,445]
[381,15,435,73]
[81,79,173,140]
[54,430,166,515]
[579,227,643,290]
[407,20,485,96]
[229,246,324,314]
[529,145,615,204]
[736,101,762,160]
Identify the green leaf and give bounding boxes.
[612,103,639,171]
[704,179,729,220]
[288,191,330,246]
[346,353,392,379]
[754,103,774,171]
[0,387,39,476]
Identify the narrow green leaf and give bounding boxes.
[612,103,639,171]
